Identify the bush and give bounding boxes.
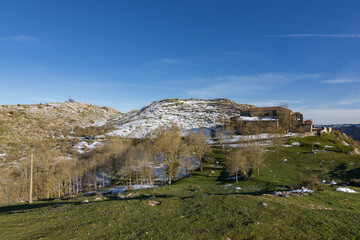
[332,144,354,153]
[349,178,360,187]
[291,174,325,191]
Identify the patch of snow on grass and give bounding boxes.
[291,187,314,193]
[336,187,357,193]
[75,140,103,153]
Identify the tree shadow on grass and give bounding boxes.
[332,166,360,182]
[0,201,82,215]
[216,170,231,183]
[329,163,349,179]
[0,194,175,215]
[210,190,273,197]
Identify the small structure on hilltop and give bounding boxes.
[68,96,75,103]
[316,126,332,135]
[231,106,313,134]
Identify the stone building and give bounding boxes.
[231,106,313,133]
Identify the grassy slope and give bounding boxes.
[1,138,360,240]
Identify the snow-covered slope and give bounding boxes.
[109,98,254,138]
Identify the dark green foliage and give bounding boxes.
[295,133,354,153]
[349,178,360,187]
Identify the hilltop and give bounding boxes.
[0,102,120,166]
[0,102,120,139]
[0,98,254,168]
[109,98,254,138]
[325,124,360,141]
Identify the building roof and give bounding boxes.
[242,106,291,112]
[239,116,278,122]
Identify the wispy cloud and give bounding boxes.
[0,35,38,41]
[321,78,359,84]
[250,99,301,107]
[158,58,178,64]
[338,95,360,105]
[81,98,152,112]
[185,73,320,98]
[265,34,360,38]
[28,97,60,103]
[301,108,360,124]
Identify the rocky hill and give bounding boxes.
[0,98,255,166]
[333,125,360,141]
[0,102,119,140]
[316,124,360,141]
[0,102,120,165]
[108,98,255,138]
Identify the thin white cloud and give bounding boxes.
[265,34,360,38]
[0,35,38,41]
[301,108,360,124]
[186,73,320,98]
[338,95,360,105]
[321,78,359,84]
[28,97,60,103]
[159,58,178,64]
[250,99,301,107]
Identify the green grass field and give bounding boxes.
[1,136,360,239]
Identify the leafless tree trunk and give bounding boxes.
[29,153,33,203]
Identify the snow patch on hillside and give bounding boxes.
[75,140,103,154]
[108,99,253,138]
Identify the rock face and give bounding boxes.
[319,124,360,141]
[108,98,254,138]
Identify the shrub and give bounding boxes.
[349,178,360,187]
[291,174,325,191]
[101,106,109,111]
[332,144,354,153]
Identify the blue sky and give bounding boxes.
[1,0,360,124]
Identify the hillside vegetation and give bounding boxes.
[334,125,360,141]
[0,134,359,239]
[0,102,120,164]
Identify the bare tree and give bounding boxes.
[154,125,185,185]
[277,112,297,133]
[226,149,250,184]
[186,130,210,171]
[247,144,265,177]
[216,128,226,153]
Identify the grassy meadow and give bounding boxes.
[1,135,359,240]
